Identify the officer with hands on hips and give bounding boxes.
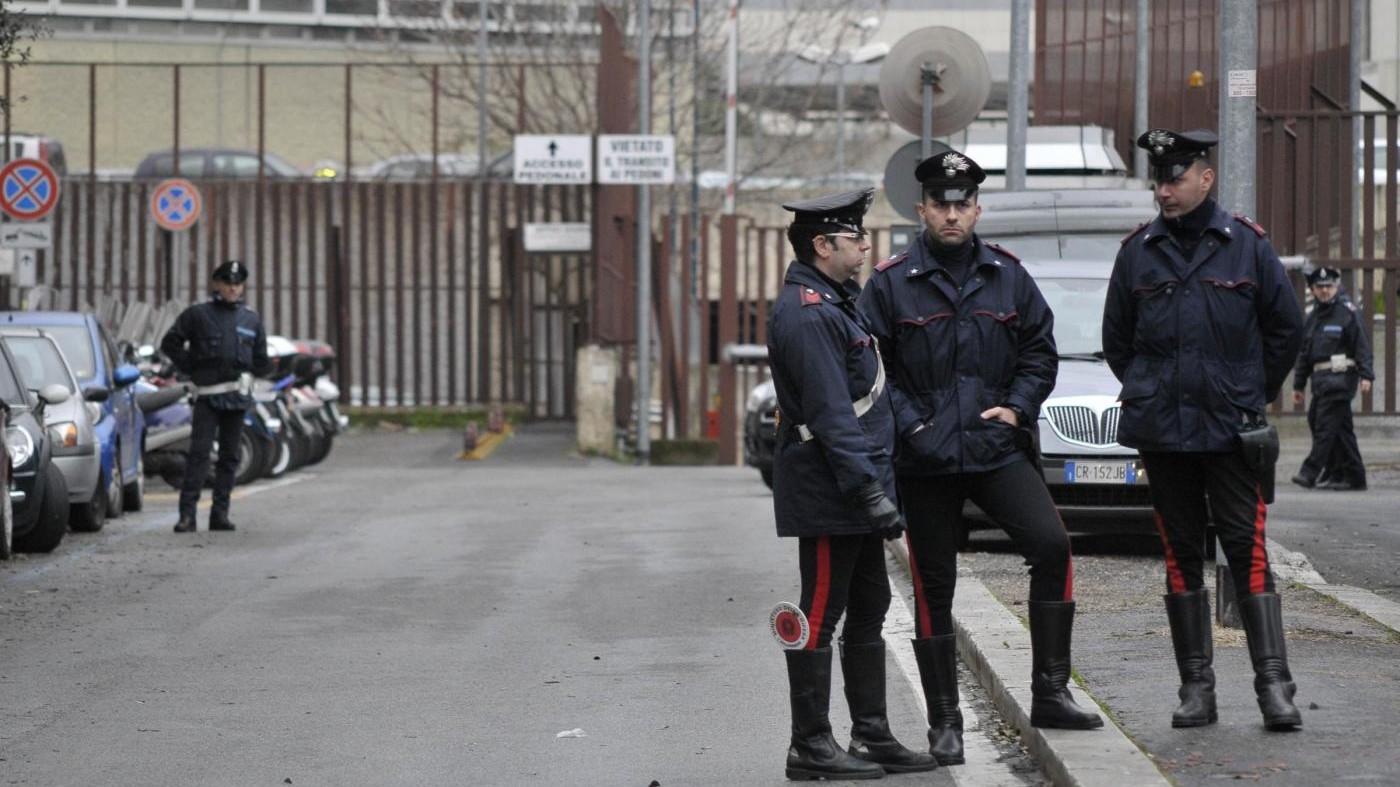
[161,260,270,534]
[1102,128,1304,731]
[858,150,1102,768]
[767,188,938,780]
[1291,266,1373,491]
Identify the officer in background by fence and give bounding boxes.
[766,188,937,780]
[1291,266,1373,491]
[161,260,269,533]
[1103,128,1304,731]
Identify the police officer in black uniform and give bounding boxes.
[1103,129,1304,731]
[1291,266,1373,491]
[858,151,1102,767]
[161,260,269,533]
[767,188,937,780]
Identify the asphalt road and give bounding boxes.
[0,426,1040,787]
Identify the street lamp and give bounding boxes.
[798,31,889,184]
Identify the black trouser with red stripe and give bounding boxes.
[899,457,1074,638]
[797,533,892,650]
[1140,451,1276,595]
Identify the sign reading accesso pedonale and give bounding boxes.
[513,135,593,184]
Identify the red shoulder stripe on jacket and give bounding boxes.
[874,251,908,272]
[1120,222,1149,245]
[1233,213,1268,237]
[800,287,823,306]
[982,241,1020,263]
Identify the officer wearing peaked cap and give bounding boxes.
[160,260,270,534]
[1103,128,1304,731]
[766,188,938,780]
[859,149,1102,766]
[1291,266,1373,491]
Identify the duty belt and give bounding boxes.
[1313,356,1356,373]
[793,343,886,444]
[194,372,253,398]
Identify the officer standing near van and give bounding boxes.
[1291,266,1373,491]
[859,151,1102,768]
[1102,128,1304,731]
[161,260,269,533]
[767,188,937,780]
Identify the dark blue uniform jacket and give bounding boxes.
[767,260,897,538]
[160,296,270,411]
[1293,295,1374,400]
[1102,204,1303,453]
[857,234,1057,478]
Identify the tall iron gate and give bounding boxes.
[18,178,591,418]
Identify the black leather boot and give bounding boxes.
[784,648,884,781]
[1238,592,1302,731]
[1164,590,1217,727]
[839,640,938,773]
[1028,601,1104,730]
[173,515,196,533]
[209,515,237,531]
[911,635,964,765]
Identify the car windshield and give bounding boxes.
[33,325,96,381]
[4,336,73,391]
[1037,277,1109,357]
[987,233,1125,261]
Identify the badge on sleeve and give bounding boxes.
[770,602,810,649]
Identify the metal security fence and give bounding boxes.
[21,178,591,418]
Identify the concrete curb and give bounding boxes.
[887,538,1171,787]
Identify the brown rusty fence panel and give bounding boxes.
[24,179,590,418]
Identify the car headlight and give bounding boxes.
[6,425,35,468]
[48,421,79,449]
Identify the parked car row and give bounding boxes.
[0,302,347,559]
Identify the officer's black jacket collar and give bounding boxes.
[1142,198,1235,246]
[902,232,1007,279]
[210,293,244,310]
[785,259,861,304]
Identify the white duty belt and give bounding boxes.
[794,342,886,444]
[194,372,253,398]
[1313,354,1356,373]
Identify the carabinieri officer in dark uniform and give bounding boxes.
[161,260,270,534]
[1103,129,1304,731]
[859,151,1102,767]
[767,188,937,780]
[1291,266,1373,491]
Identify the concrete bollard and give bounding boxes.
[463,421,480,453]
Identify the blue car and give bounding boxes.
[0,311,146,515]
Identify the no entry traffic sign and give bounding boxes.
[150,178,202,231]
[0,158,60,221]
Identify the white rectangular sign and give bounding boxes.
[524,222,592,253]
[1228,69,1257,98]
[0,221,53,249]
[514,135,593,184]
[597,135,676,184]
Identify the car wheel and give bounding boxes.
[265,434,292,479]
[234,431,267,486]
[16,464,68,553]
[123,450,144,512]
[105,451,125,519]
[69,488,107,533]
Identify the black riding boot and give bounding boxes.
[1028,601,1104,730]
[1164,590,1217,727]
[784,648,885,781]
[839,640,938,773]
[1238,592,1303,731]
[912,635,964,765]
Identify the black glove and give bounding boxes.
[850,481,906,540]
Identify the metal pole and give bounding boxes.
[836,59,846,182]
[1351,0,1363,257]
[1134,0,1151,179]
[1218,0,1258,217]
[1006,0,1031,191]
[478,0,489,179]
[637,0,653,463]
[921,64,935,161]
[723,0,739,214]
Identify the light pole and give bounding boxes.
[798,18,888,184]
